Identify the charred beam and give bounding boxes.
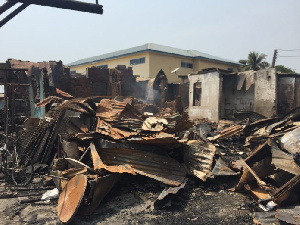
[0,68,28,71]
[0,1,17,15]
[8,0,103,14]
[0,3,29,28]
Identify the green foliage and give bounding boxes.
[275,65,295,73]
[240,51,269,71]
[238,60,247,65]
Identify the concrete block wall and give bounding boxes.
[277,75,300,116]
[221,75,254,119]
[254,69,277,117]
[188,71,221,122]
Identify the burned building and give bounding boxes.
[277,73,300,116]
[188,68,300,122]
[70,65,140,99]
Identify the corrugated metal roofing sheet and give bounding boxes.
[99,147,186,186]
[67,43,240,67]
[96,99,142,122]
[184,140,216,181]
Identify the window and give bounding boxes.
[130,57,145,65]
[70,70,76,75]
[193,82,202,106]
[227,68,234,72]
[96,64,108,69]
[181,62,193,69]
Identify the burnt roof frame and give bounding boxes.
[0,0,103,28]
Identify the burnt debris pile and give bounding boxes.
[1,95,300,224]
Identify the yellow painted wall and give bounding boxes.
[70,51,240,83]
[70,52,150,77]
[194,59,239,72]
[149,52,194,83]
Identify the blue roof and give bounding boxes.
[67,43,240,67]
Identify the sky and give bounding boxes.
[0,0,300,72]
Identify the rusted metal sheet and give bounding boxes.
[62,140,79,159]
[236,139,300,206]
[154,179,187,209]
[271,143,300,175]
[35,96,63,107]
[213,124,245,140]
[157,179,187,201]
[19,97,97,164]
[60,167,88,190]
[132,132,180,145]
[244,184,271,201]
[96,118,137,140]
[56,88,74,98]
[281,127,300,155]
[81,174,119,215]
[90,142,136,175]
[275,206,300,225]
[244,117,278,133]
[184,140,216,181]
[273,175,300,204]
[165,112,193,133]
[231,159,244,171]
[99,148,186,186]
[236,154,275,190]
[96,99,141,122]
[110,118,142,131]
[211,158,237,177]
[245,135,268,147]
[90,142,102,170]
[57,174,87,223]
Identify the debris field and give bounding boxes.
[0,93,299,224]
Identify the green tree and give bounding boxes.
[239,51,270,71]
[275,65,295,73]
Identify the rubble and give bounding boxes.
[0,87,299,223]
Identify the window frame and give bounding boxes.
[96,64,108,69]
[193,81,202,106]
[130,57,145,65]
[181,61,193,69]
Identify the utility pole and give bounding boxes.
[271,49,278,68]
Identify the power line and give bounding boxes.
[278,55,300,57]
[278,49,300,52]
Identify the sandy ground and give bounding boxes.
[0,175,255,225]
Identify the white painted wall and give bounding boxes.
[188,71,221,122]
[254,68,277,117]
[221,76,255,118]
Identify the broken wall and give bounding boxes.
[70,78,94,98]
[117,66,137,97]
[188,71,221,122]
[88,67,110,96]
[221,75,255,119]
[178,82,189,109]
[277,74,300,116]
[167,83,189,109]
[254,69,277,117]
[70,68,110,98]
[69,66,139,99]
[8,59,72,118]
